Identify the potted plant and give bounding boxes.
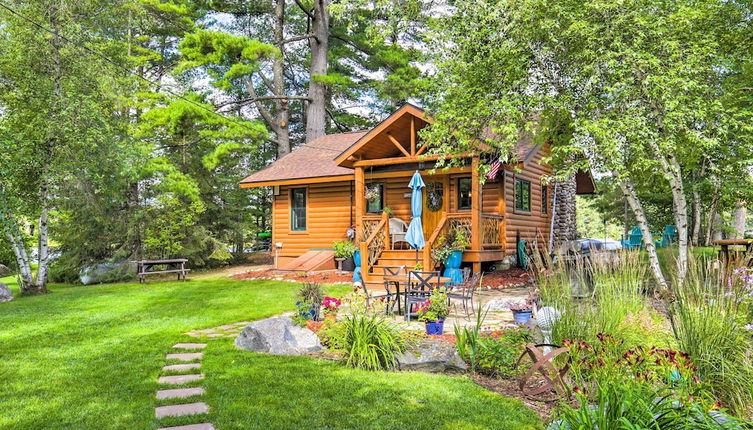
[296,282,324,321]
[365,184,380,202]
[416,288,450,335]
[321,296,342,322]
[430,229,469,284]
[333,240,357,272]
[505,299,533,324]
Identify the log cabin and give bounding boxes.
[240,104,594,283]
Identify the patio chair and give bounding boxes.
[655,225,678,248]
[448,271,482,320]
[620,226,644,250]
[404,271,440,321]
[389,218,409,249]
[381,265,406,314]
[360,278,396,316]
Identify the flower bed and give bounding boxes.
[232,269,354,284]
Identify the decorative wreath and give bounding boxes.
[426,183,443,212]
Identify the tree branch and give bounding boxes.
[293,0,314,19]
[217,95,312,109]
[283,33,316,45]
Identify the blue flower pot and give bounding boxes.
[513,310,532,324]
[442,250,464,285]
[425,319,445,335]
[296,301,319,321]
[353,250,362,282]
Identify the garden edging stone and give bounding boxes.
[0,282,13,303]
[395,339,468,373]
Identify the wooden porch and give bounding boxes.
[355,157,507,283]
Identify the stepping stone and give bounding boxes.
[162,363,201,371]
[156,387,205,399]
[154,402,208,418]
[158,424,215,430]
[158,374,203,384]
[172,343,207,350]
[206,333,223,338]
[166,352,202,361]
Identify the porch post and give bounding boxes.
[355,166,365,239]
[471,156,482,272]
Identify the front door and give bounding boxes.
[423,177,448,239]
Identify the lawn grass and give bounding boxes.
[0,272,543,429]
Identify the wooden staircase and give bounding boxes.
[363,249,423,288]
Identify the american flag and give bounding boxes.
[486,159,501,180]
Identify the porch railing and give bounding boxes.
[481,214,505,249]
[358,212,389,282]
[423,212,504,270]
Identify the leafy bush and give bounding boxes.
[455,305,530,376]
[340,314,407,370]
[472,327,531,377]
[332,240,357,258]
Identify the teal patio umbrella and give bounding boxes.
[405,171,426,257]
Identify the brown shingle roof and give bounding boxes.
[240,131,367,185]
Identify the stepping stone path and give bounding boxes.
[185,321,251,338]
[156,342,214,430]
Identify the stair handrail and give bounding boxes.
[423,213,448,271]
[359,212,388,283]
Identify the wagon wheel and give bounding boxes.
[515,343,572,401]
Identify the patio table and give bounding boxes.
[712,239,753,276]
[383,274,452,316]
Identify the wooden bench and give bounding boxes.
[134,259,190,283]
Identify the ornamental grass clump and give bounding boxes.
[340,313,407,370]
[667,257,753,418]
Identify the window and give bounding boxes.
[457,178,472,210]
[290,188,307,231]
[515,178,531,212]
[542,185,548,214]
[366,183,384,213]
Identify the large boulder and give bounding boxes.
[0,282,13,303]
[0,264,10,277]
[79,261,136,285]
[235,316,323,355]
[396,339,467,373]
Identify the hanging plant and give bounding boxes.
[365,184,380,202]
[426,183,443,212]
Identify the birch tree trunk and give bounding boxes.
[0,190,35,292]
[613,172,668,290]
[305,0,329,142]
[732,204,747,239]
[646,141,689,285]
[34,180,51,292]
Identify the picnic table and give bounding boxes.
[134,259,190,283]
[713,239,753,261]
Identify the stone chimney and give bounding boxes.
[552,175,578,245]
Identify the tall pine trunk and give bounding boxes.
[273,0,290,156]
[305,0,329,142]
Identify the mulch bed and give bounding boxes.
[231,269,354,284]
[481,268,533,289]
[470,373,561,422]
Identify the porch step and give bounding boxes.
[278,250,335,272]
[380,249,419,258]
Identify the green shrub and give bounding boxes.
[472,327,531,377]
[340,314,407,370]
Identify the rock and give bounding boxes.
[0,282,13,303]
[0,264,10,277]
[234,316,323,355]
[396,339,467,373]
[79,261,136,285]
